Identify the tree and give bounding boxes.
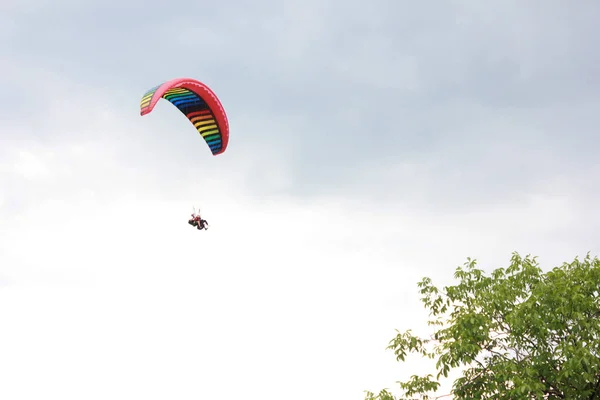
[365,252,600,399]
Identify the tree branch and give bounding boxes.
[589,373,600,400]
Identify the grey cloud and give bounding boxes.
[2,0,600,213]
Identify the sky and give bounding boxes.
[1,1,599,399]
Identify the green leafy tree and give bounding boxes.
[365,252,600,399]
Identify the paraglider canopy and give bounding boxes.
[140,77,229,156]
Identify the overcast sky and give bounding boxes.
[1,1,599,399]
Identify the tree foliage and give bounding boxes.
[365,252,600,399]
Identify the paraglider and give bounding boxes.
[188,208,209,231]
[140,78,229,231]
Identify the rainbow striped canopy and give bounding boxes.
[140,78,229,156]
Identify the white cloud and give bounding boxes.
[1,142,594,399]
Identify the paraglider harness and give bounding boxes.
[188,208,209,230]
